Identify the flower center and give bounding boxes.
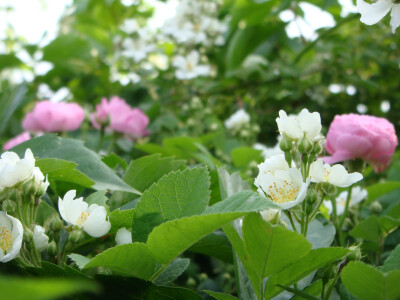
[323,169,331,182]
[266,180,300,203]
[0,226,13,253]
[76,211,89,226]
[186,62,194,71]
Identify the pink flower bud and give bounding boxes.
[3,132,31,150]
[22,100,85,132]
[323,114,398,173]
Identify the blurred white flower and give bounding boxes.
[255,154,309,210]
[0,212,23,263]
[173,51,210,80]
[121,19,140,34]
[309,159,363,187]
[224,109,250,130]
[33,225,49,252]
[115,227,132,245]
[122,38,155,63]
[0,149,48,193]
[254,141,283,159]
[357,0,400,33]
[324,186,367,215]
[276,109,322,140]
[58,190,111,238]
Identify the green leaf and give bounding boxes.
[188,232,233,263]
[154,258,190,285]
[13,135,138,193]
[0,54,23,70]
[0,276,98,300]
[231,147,263,168]
[84,243,157,280]
[382,244,400,272]
[349,216,400,241]
[68,253,91,270]
[0,84,28,134]
[218,168,251,200]
[265,247,350,299]
[203,290,238,300]
[242,213,312,278]
[35,200,57,226]
[147,212,244,265]
[85,191,108,206]
[366,182,400,204]
[341,261,400,300]
[205,190,278,215]
[102,153,128,169]
[276,285,319,300]
[109,209,134,233]
[132,167,210,242]
[95,275,203,299]
[291,280,323,300]
[36,158,94,188]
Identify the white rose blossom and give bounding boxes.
[0,212,23,263]
[224,109,251,130]
[115,227,132,245]
[276,109,322,140]
[33,225,49,252]
[357,0,400,33]
[173,51,211,80]
[58,190,111,238]
[324,186,368,216]
[309,159,363,187]
[0,148,48,193]
[255,154,309,210]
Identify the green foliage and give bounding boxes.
[382,244,400,272]
[153,258,190,285]
[349,216,400,241]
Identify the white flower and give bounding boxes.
[115,227,132,245]
[58,190,111,238]
[309,159,363,187]
[260,209,281,223]
[224,109,250,130]
[276,109,322,140]
[357,0,400,33]
[254,141,283,159]
[173,51,211,80]
[255,154,309,210]
[0,212,23,263]
[121,38,155,63]
[324,186,368,215]
[33,225,49,252]
[121,19,139,34]
[0,149,48,193]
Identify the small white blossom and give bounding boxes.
[324,186,368,215]
[33,225,49,252]
[276,109,322,140]
[357,0,400,33]
[0,149,48,193]
[0,212,23,263]
[121,38,155,63]
[224,109,250,130]
[254,141,283,159]
[309,159,363,187]
[115,227,132,245]
[121,19,140,34]
[173,51,210,80]
[58,190,111,238]
[255,154,309,210]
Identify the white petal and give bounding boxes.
[115,227,132,245]
[83,206,110,237]
[0,213,23,263]
[275,180,309,210]
[298,109,322,139]
[390,4,400,33]
[357,0,392,25]
[33,225,49,252]
[309,159,324,183]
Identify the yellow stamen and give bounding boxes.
[0,226,13,253]
[76,211,89,226]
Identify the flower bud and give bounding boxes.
[8,188,22,203]
[312,139,323,155]
[347,245,362,261]
[306,190,318,204]
[23,227,34,242]
[50,216,63,232]
[369,201,382,214]
[22,178,37,196]
[321,182,337,196]
[279,135,293,152]
[2,199,16,213]
[69,229,85,244]
[298,136,313,154]
[260,209,280,225]
[47,240,57,256]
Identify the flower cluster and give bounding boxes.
[357,0,400,33]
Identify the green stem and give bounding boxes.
[339,187,353,229]
[285,211,298,233]
[97,126,106,152]
[324,266,341,300]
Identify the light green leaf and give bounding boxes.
[231,147,263,168]
[242,213,312,278]
[276,284,319,300]
[203,290,238,300]
[188,232,233,263]
[350,216,400,241]
[291,279,323,300]
[13,135,139,193]
[265,247,350,299]
[109,208,134,233]
[154,258,190,285]
[366,182,400,204]
[382,244,400,272]
[68,253,91,270]
[85,191,108,206]
[0,84,27,134]
[84,243,157,280]
[341,261,400,300]
[0,276,98,300]
[147,212,244,265]
[132,167,210,242]
[218,167,251,200]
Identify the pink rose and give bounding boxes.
[324,114,398,173]
[90,97,150,138]
[3,132,31,150]
[22,100,85,132]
